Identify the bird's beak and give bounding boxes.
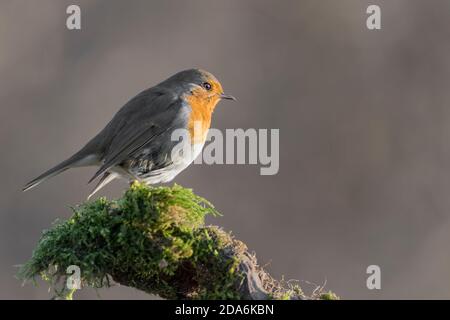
[220,93,237,101]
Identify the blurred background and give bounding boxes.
[1,0,450,299]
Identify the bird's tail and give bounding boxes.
[23,153,98,192]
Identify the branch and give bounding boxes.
[19,183,337,300]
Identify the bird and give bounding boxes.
[23,69,236,199]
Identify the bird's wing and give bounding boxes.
[88,87,187,183]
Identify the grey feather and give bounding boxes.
[87,87,187,183]
[22,153,98,192]
[87,172,118,200]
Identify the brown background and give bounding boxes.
[1,0,450,299]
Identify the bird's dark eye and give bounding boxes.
[202,82,212,91]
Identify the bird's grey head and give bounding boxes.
[158,69,220,92]
[157,69,236,102]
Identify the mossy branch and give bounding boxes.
[19,183,337,300]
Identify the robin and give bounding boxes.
[23,69,236,199]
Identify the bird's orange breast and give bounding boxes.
[185,90,220,144]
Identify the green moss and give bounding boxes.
[19,182,243,299]
[319,291,340,300]
[19,182,336,300]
